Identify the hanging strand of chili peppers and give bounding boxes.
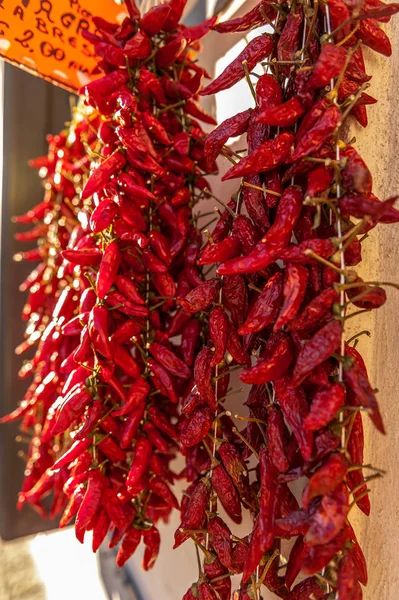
[178,0,399,598]
[2,0,215,570]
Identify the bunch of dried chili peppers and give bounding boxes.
[3,0,399,595]
[176,0,399,598]
[3,0,215,569]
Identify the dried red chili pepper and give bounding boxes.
[274,375,313,461]
[240,332,293,385]
[239,272,283,334]
[293,320,342,385]
[258,96,305,127]
[204,109,252,171]
[178,279,221,313]
[222,132,294,181]
[201,35,274,96]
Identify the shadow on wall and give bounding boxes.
[0,63,71,541]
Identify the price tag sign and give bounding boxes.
[0,0,128,92]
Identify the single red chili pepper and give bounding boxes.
[238,272,283,334]
[286,577,324,599]
[113,377,150,417]
[204,109,252,171]
[147,405,178,440]
[208,307,229,367]
[96,242,121,300]
[92,508,110,553]
[222,132,294,181]
[114,275,145,306]
[111,319,142,345]
[143,422,169,453]
[59,483,86,529]
[290,105,341,163]
[212,0,276,33]
[181,319,202,366]
[81,152,126,201]
[258,448,277,553]
[222,276,248,328]
[116,528,142,567]
[142,111,172,146]
[305,481,349,546]
[231,214,258,256]
[156,36,187,68]
[309,43,347,88]
[106,292,149,317]
[341,145,373,195]
[148,358,179,404]
[21,468,54,505]
[107,375,128,404]
[180,404,214,447]
[358,18,392,56]
[212,463,242,524]
[149,341,191,379]
[274,264,308,331]
[258,96,305,127]
[274,375,313,461]
[293,320,342,385]
[140,4,171,35]
[339,192,399,221]
[124,30,152,59]
[174,478,211,548]
[302,452,348,510]
[198,236,240,265]
[201,35,274,96]
[142,526,160,571]
[178,279,220,313]
[337,549,357,599]
[344,344,385,433]
[75,470,106,543]
[277,7,303,76]
[218,186,303,275]
[126,437,152,491]
[52,387,92,436]
[13,200,49,223]
[62,248,102,266]
[337,77,377,108]
[266,405,290,473]
[278,239,335,264]
[194,347,215,408]
[303,383,346,432]
[306,164,334,197]
[242,518,263,582]
[80,70,129,99]
[240,332,293,385]
[149,475,179,508]
[322,0,351,40]
[98,436,126,462]
[284,535,307,590]
[218,441,249,499]
[88,305,112,360]
[347,523,368,585]
[74,400,103,441]
[288,287,337,333]
[346,412,370,515]
[120,403,146,451]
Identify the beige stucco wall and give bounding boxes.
[351,18,399,600]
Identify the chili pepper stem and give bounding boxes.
[346,330,371,345]
[257,549,280,589]
[242,60,257,103]
[232,427,260,460]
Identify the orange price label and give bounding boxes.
[0,0,128,92]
